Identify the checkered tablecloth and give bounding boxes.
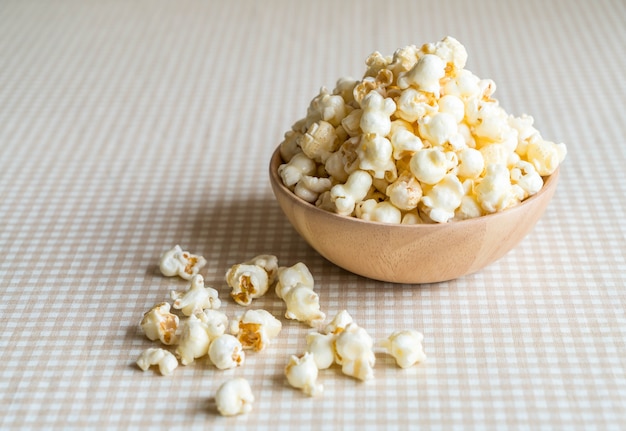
[1,0,624,429]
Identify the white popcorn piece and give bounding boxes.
[225,263,269,306]
[333,323,376,381]
[395,88,437,123]
[359,91,396,136]
[140,302,179,345]
[409,147,457,185]
[356,133,396,180]
[275,262,315,299]
[355,199,402,224]
[456,147,484,179]
[279,130,303,163]
[285,352,324,397]
[136,348,178,376]
[230,309,282,351]
[159,245,207,281]
[418,112,459,147]
[208,334,245,370]
[526,138,567,176]
[330,170,373,216]
[309,89,348,127]
[175,314,212,365]
[214,378,254,417]
[294,175,333,203]
[299,120,340,163]
[438,94,465,123]
[278,152,317,188]
[198,309,229,339]
[510,160,544,198]
[389,120,424,160]
[397,54,446,95]
[282,283,326,327]
[380,330,426,369]
[170,274,221,316]
[323,309,354,334]
[475,163,518,213]
[421,36,468,70]
[386,170,423,211]
[305,332,336,369]
[420,174,465,223]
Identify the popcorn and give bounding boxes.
[359,91,396,136]
[208,334,245,370]
[299,121,340,163]
[198,309,229,339]
[225,263,269,306]
[397,54,446,95]
[275,262,315,299]
[475,163,518,213]
[282,283,326,327]
[526,138,567,176]
[356,133,396,180]
[275,263,325,327]
[230,309,282,351]
[136,348,178,376]
[330,170,373,216]
[333,323,376,381]
[409,147,457,185]
[175,314,212,365]
[355,199,402,224]
[170,274,221,316]
[294,175,333,203]
[140,302,179,345]
[214,378,254,416]
[305,332,336,369]
[379,330,426,369]
[420,174,465,223]
[278,152,317,188]
[276,36,566,223]
[323,309,354,334]
[386,170,423,211]
[159,245,207,280]
[284,352,324,397]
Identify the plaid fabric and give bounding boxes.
[1,0,624,429]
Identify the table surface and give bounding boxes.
[2,0,625,429]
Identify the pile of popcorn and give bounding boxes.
[136,245,427,416]
[277,36,566,223]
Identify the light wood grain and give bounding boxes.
[269,148,560,284]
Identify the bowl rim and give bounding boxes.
[269,146,559,229]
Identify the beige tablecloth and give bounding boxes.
[2,0,625,429]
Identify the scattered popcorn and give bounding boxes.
[323,309,354,334]
[285,352,324,397]
[379,330,427,369]
[214,378,254,416]
[170,274,221,316]
[275,262,315,299]
[140,302,179,345]
[333,323,376,381]
[277,36,566,223]
[208,334,245,370]
[159,245,207,280]
[305,332,335,369]
[136,348,178,376]
[175,314,212,365]
[282,283,326,327]
[225,261,270,306]
[198,309,229,339]
[230,309,282,351]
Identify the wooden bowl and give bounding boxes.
[269,147,560,284]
